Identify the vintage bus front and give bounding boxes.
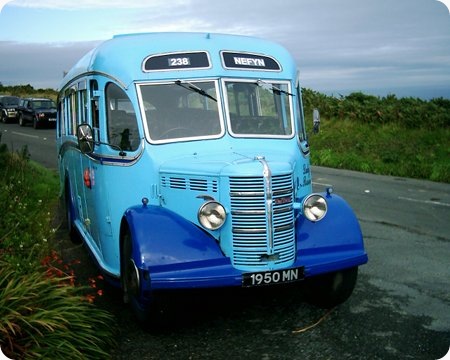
[59,33,367,319]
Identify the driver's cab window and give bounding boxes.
[225,80,293,137]
[138,81,222,142]
[105,83,140,151]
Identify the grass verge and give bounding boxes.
[0,141,117,359]
[307,119,449,183]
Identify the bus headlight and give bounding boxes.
[303,194,327,222]
[198,201,226,230]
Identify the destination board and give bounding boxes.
[143,52,210,71]
[221,51,281,71]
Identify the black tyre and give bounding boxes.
[121,228,151,323]
[304,267,358,308]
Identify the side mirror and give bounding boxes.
[313,108,320,134]
[77,124,94,154]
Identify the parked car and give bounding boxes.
[0,95,21,123]
[19,98,57,129]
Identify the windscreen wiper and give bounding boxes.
[256,79,294,97]
[175,80,217,102]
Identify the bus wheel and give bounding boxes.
[64,183,81,244]
[121,229,151,323]
[304,267,358,308]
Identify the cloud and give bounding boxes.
[8,0,189,10]
[0,41,99,89]
[1,0,449,98]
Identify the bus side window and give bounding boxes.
[79,89,87,124]
[63,91,75,136]
[90,80,99,129]
[105,82,140,152]
[57,100,65,137]
[70,91,77,135]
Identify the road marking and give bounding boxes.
[313,181,332,187]
[11,131,39,139]
[398,196,450,207]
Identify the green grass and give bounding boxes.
[0,143,59,274]
[0,143,117,359]
[307,119,449,183]
[301,87,449,183]
[0,84,58,102]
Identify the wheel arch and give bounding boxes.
[296,192,368,277]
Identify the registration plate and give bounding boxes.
[242,267,304,287]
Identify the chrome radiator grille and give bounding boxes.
[229,173,295,268]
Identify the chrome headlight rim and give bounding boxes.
[197,200,227,230]
[302,193,327,222]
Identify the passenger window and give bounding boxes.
[57,100,65,137]
[90,80,99,129]
[79,89,87,124]
[65,90,77,136]
[105,83,140,151]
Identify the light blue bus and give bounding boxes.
[57,32,368,320]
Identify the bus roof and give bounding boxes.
[59,32,298,91]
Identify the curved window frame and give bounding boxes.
[221,78,295,139]
[105,82,141,152]
[136,79,225,145]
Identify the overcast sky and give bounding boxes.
[0,0,449,99]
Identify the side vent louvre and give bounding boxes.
[161,176,218,192]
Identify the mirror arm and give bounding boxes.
[88,139,127,157]
[77,124,127,156]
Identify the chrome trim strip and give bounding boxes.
[273,189,293,196]
[254,156,274,251]
[86,138,145,167]
[230,191,265,197]
[231,209,266,215]
[231,206,292,216]
[275,224,294,232]
[59,70,128,95]
[233,223,293,234]
[232,228,266,234]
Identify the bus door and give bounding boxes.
[63,87,90,239]
[79,79,105,251]
[86,81,141,251]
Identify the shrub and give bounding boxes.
[0,261,116,359]
[307,119,450,183]
[302,88,450,129]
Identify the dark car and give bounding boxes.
[0,95,21,123]
[19,98,57,129]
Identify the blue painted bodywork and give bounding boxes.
[124,192,366,291]
[57,32,367,301]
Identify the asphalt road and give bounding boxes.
[0,122,57,169]
[1,122,449,359]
